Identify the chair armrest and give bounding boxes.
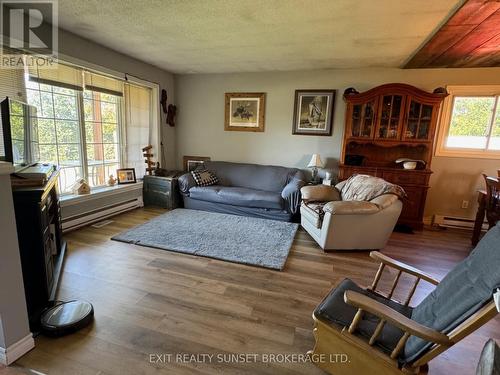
[344,290,451,346]
[370,251,440,285]
[370,194,399,209]
[301,184,341,203]
[281,177,306,214]
[323,200,379,215]
[178,172,196,196]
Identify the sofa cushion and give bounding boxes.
[191,169,219,187]
[315,278,412,355]
[203,161,303,193]
[323,200,380,215]
[404,223,500,363]
[340,174,406,202]
[189,185,283,210]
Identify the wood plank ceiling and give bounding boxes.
[405,0,500,68]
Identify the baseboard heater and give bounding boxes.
[61,185,144,232]
[432,214,488,231]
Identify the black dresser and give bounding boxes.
[12,170,66,330]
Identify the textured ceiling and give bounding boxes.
[57,0,462,74]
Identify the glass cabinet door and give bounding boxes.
[376,95,403,140]
[350,100,376,138]
[404,99,434,141]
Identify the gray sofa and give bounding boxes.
[178,161,306,221]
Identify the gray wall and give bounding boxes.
[58,29,176,169]
[175,67,500,220]
[0,166,31,350]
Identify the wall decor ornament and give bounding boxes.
[224,92,265,132]
[182,155,211,172]
[292,89,336,136]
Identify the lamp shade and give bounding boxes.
[307,154,324,168]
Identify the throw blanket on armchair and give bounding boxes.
[340,174,406,202]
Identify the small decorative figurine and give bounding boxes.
[72,179,91,195]
[108,174,117,186]
[167,104,177,127]
[142,145,154,175]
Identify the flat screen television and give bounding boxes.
[0,97,39,170]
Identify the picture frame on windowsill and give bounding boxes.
[117,168,137,184]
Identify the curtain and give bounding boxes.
[124,83,155,179]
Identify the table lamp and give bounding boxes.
[307,154,324,182]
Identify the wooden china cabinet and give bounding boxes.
[339,83,448,230]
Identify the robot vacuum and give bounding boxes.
[40,300,94,337]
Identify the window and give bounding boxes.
[436,86,500,159]
[83,90,122,188]
[25,61,159,194]
[26,81,84,192]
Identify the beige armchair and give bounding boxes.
[300,179,403,250]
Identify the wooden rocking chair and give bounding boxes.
[309,223,500,375]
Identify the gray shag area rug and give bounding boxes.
[112,208,298,270]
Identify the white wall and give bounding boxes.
[175,67,500,220]
[0,163,33,360]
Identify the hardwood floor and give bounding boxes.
[7,207,499,375]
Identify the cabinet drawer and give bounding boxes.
[382,171,428,186]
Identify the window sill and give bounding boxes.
[435,149,500,159]
[60,181,143,207]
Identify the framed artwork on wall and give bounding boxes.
[224,92,265,132]
[183,156,211,172]
[292,89,336,136]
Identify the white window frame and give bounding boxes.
[26,80,124,194]
[435,85,500,159]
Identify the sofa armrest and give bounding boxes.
[178,172,196,196]
[282,177,306,214]
[301,185,341,203]
[323,200,379,215]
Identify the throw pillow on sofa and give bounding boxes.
[191,169,219,187]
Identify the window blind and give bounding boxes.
[84,71,124,97]
[0,49,26,102]
[28,62,83,91]
[124,83,155,179]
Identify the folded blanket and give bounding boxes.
[340,174,406,202]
